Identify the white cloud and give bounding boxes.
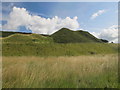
[3,7,80,35]
[91,9,106,19]
[91,32,100,38]
[91,25,118,43]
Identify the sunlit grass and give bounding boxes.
[3,54,118,88]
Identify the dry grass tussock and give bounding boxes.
[2,54,118,88]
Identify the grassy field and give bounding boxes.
[2,42,118,56]
[3,54,118,88]
[1,32,118,57]
[2,32,118,56]
[1,32,119,88]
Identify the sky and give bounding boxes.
[1,2,118,43]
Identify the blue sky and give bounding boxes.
[2,2,118,42]
[2,2,118,32]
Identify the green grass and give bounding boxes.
[1,28,106,44]
[0,31,35,37]
[0,31,31,37]
[2,42,118,56]
[2,33,53,44]
[51,28,103,43]
[1,31,118,57]
[1,31,119,88]
[3,54,118,88]
[2,33,118,56]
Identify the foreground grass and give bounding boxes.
[3,54,118,88]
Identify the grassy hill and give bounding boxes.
[1,28,107,43]
[2,42,118,56]
[0,31,32,37]
[2,30,118,88]
[51,28,103,43]
[1,29,118,56]
[2,33,53,44]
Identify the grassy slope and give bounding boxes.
[1,31,119,88]
[2,42,118,56]
[0,28,104,43]
[51,28,103,43]
[2,34,53,44]
[2,32,118,56]
[0,31,32,37]
[3,54,118,88]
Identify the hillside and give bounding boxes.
[2,33,53,44]
[2,42,118,56]
[1,28,108,43]
[51,28,103,43]
[1,28,118,56]
[0,31,32,37]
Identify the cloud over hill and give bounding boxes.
[91,25,118,43]
[3,7,80,35]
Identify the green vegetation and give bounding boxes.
[2,34,53,44]
[1,31,26,37]
[1,28,107,44]
[3,54,118,88]
[1,29,119,88]
[2,29,118,56]
[2,42,118,56]
[51,28,103,43]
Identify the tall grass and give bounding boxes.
[3,54,118,88]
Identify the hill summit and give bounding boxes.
[51,28,104,43]
[1,28,108,43]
